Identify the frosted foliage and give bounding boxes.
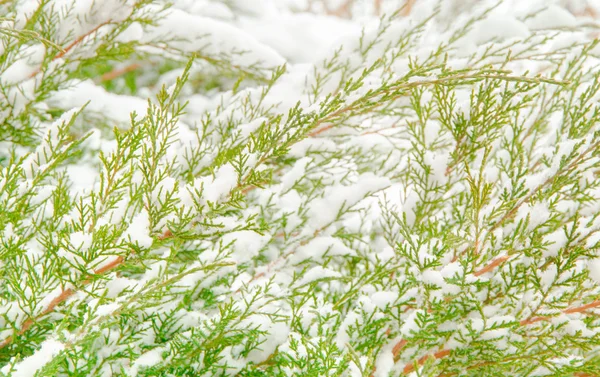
[1,0,600,377]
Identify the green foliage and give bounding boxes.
[1,1,600,377]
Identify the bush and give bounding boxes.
[1,1,600,376]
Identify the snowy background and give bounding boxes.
[2,0,600,376]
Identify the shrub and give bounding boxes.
[1,1,600,376]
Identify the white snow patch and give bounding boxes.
[588,258,600,285]
[526,6,577,29]
[297,266,342,286]
[467,16,530,45]
[122,209,154,248]
[1,339,64,377]
[221,230,269,264]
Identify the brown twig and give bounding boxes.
[564,300,600,314]
[393,338,408,357]
[100,63,141,82]
[308,123,335,137]
[521,299,600,325]
[395,297,600,374]
[400,0,416,17]
[374,0,382,16]
[28,20,112,80]
[157,229,173,240]
[322,0,354,18]
[55,22,110,61]
[403,348,451,374]
[0,167,276,349]
[474,255,511,276]
[0,255,124,349]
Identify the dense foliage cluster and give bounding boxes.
[1,0,600,376]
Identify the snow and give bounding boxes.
[422,269,445,287]
[221,230,269,264]
[526,5,578,29]
[588,258,600,284]
[239,13,359,63]
[587,231,600,249]
[192,163,239,205]
[335,310,360,349]
[562,319,596,337]
[370,291,398,310]
[0,44,45,85]
[69,231,93,251]
[128,347,165,376]
[245,320,290,364]
[440,262,462,279]
[116,22,144,43]
[142,7,285,69]
[423,150,450,185]
[90,301,120,317]
[288,137,339,157]
[297,266,342,286]
[104,277,138,298]
[0,339,64,377]
[152,177,177,204]
[238,117,267,138]
[65,164,98,195]
[58,247,85,266]
[349,355,369,377]
[539,265,558,289]
[306,173,390,231]
[280,157,311,192]
[400,189,419,226]
[3,0,600,375]
[121,209,154,248]
[20,107,81,180]
[466,15,530,45]
[290,236,356,264]
[48,80,147,123]
[400,310,425,337]
[513,201,551,232]
[179,1,235,20]
[543,229,568,258]
[52,0,134,40]
[373,340,397,377]
[480,328,509,340]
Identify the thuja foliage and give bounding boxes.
[1,0,600,376]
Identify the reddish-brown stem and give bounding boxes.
[398,298,600,373]
[564,300,600,314]
[322,0,354,18]
[28,21,112,80]
[474,255,510,276]
[100,63,141,82]
[374,0,382,15]
[393,339,408,357]
[521,299,600,325]
[400,0,416,17]
[403,348,451,374]
[157,229,173,240]
[0,255,124,349]
[0,222,176,349]
[55,21,111,61]
[308,123,335,137]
